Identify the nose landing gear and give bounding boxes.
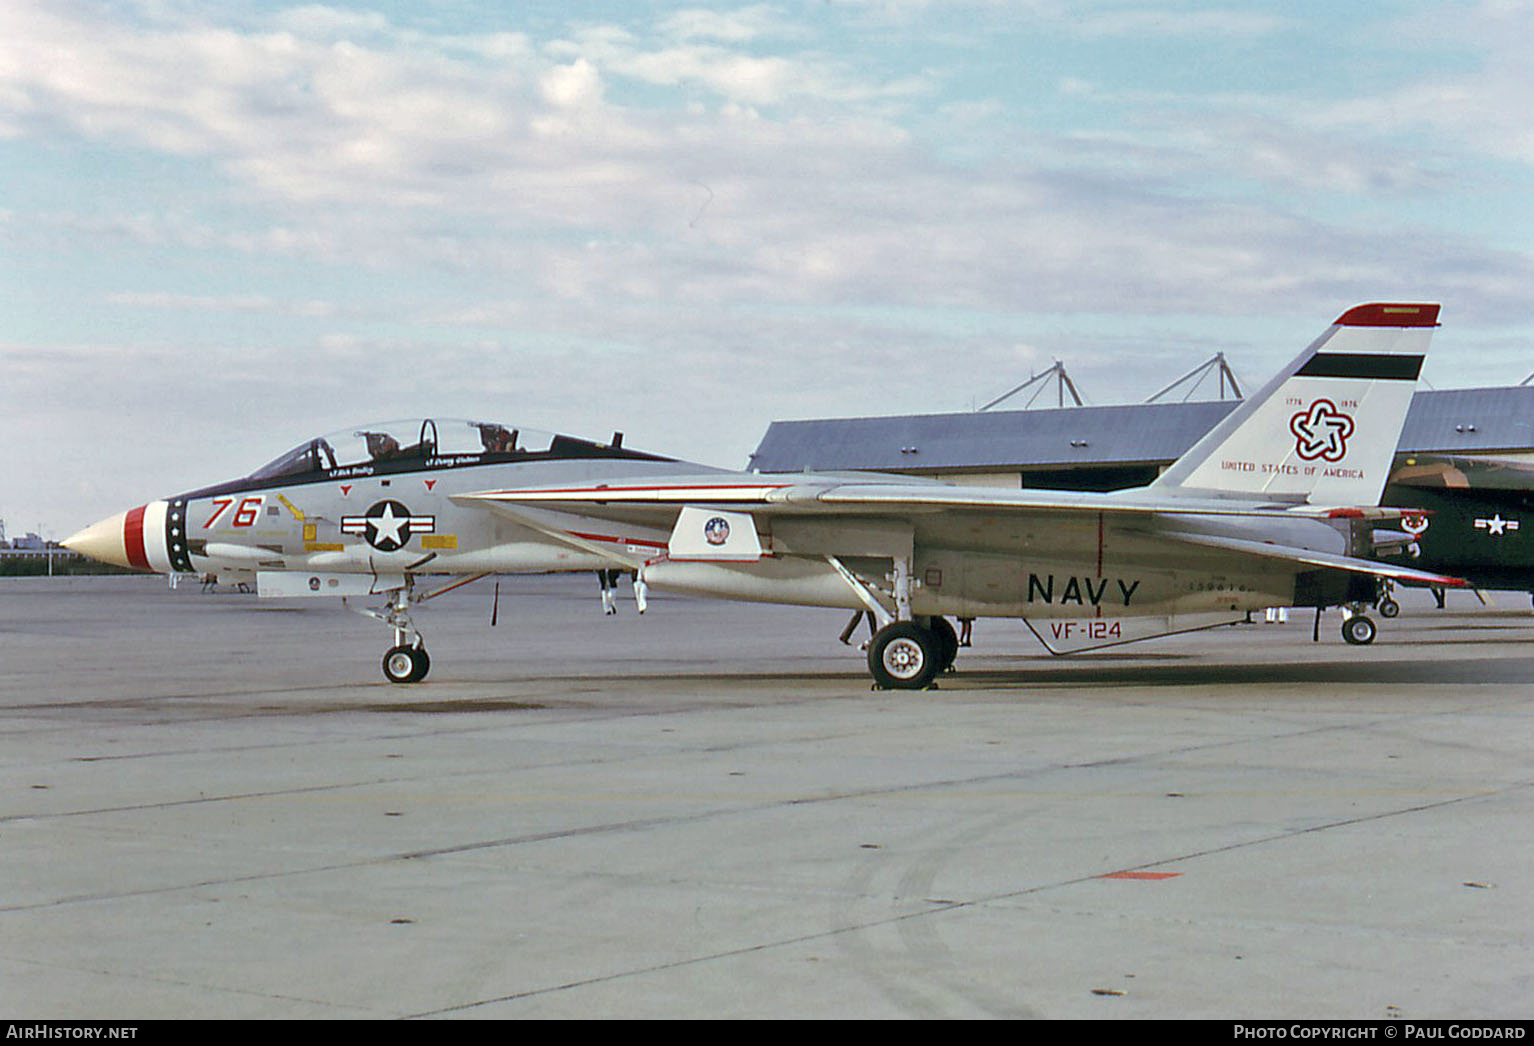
[353,583,432,684]
[383,643,431,684]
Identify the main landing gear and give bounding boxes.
[1340,612,1377,646]
[1375,578,1400,619]
[867,616,960,690]
[1340,578,1401,646]
[828,553,962,691]
[1341,585,1385,645]
[1330,577,1393,646]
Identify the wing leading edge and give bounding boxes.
[455,477,1422,521]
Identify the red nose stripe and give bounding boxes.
[124,504,150,569]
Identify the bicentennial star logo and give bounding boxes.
[1289,399,1356,462]
[340,500,435,552]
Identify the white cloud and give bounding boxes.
[103,291,338,317]
[6,1,1534,535]
[2,2,1527,317]
[539,58,603,108]
[1070,8,1288,39]
[658,5,801,43]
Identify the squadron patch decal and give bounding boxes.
[703,516,731,546]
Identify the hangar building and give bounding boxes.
[750,386,1534,490]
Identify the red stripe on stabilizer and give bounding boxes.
[1333,303,1440,328]
[123,504,150,569]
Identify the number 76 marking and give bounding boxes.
[204,496,263,528]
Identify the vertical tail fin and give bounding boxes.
[1151,303,1438,504]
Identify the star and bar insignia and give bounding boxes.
[340,500,436,552]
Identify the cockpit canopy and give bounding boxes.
[247,418,656,481]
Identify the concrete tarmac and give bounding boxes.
[2,574,1532,1019]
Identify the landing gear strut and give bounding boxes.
[1375,578,1400,618]
[828,553,959,690]
[353,583,432,684]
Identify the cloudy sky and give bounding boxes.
[5,0,1534,537]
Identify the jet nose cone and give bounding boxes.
[62,510,134,569]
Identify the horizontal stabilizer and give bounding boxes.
[1156,529,1466,587]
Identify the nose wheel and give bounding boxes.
[383,644,431,684]
[352,583,433,683]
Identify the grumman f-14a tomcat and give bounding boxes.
[66,303,1465,689]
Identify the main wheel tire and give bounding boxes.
[1378,598,1400,619]
[383,644,430,683]
[868,622,939,690]
[926,616,960,673]
[1341,615,1377,646]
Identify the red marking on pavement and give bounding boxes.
[1099,871,1182,881]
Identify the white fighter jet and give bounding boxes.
[66,303,1464,688]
